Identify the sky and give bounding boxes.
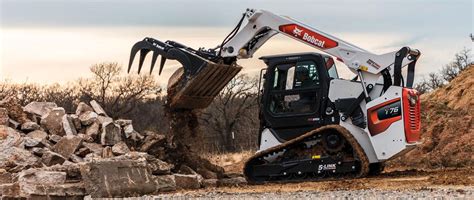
[0,0,472,87]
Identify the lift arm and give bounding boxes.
[221,9,420,86]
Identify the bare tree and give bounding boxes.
[78,62,161,118]
[414,79,430,95]
[200,74,259,152]
[427,72,444,90]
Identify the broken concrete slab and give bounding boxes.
[20,121,40,132]
[52,136,83,159]
[48,134,62,144]
[174,174,202,189]
[111,142,130,155]
[140,134,166,152]
[75,102,94,116]
[102,146,114,158]
[8,118,20,129]
[18,168,67,185]
[23,101,57,117]
[82,142,104,155]
[62,115,78,136]
[85,121,100,141]
[0,147,38,173]
[90,100,108,116]
[0,170,13,184]
[78,111,98,126]
[40,107,66,136]
[100,122,122,146]
[23,137,44,148]
[115,119,132,127]
[147,158,173,175]
[217,177,247,187]
[0,125,24,148]
[153,175,177,192]
[80,159,173,197]
[0,107,9,126]
[97,115,113,125]
[26,130,48,141]
[41,150,66,166]
[30,147,46,157]
[70,114,82,130]
[202,179,218,188]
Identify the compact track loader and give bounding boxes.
[128,9,422,183]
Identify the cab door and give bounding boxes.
[260,54,330,141]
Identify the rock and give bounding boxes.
[19,168,66,185]
[70,114,82,129]
[26,130,48,141]
[85,121,100,141]
[80,159,173,197]
[153,175,177,192]
[174,174,202,189]
[196,168,218,179]
[0,107,9,125]
[21,182,86,199]
[8,118,20,129]
[82,142,104,155]
[62,115,78,136]
[0,170,13,184]
[97,115,113,124]
[102,146,114,158]
[90,100,108,116]
[41,150,66,166]
[70,154,84,163]
[47,162,82,181]
[148,158,173,175]
[23,137,44,148]
[78,111,98,126]
[0,147,38,173]
[100,122,122,146]
[202,179,218,188]
[217,177,247,187]
[30,147,45,157]
[52,135,83,159]
[0,125,24,148]
[77,133,94,143]
[123,124,135,138]
[0,183,21,198]
[48,134,63,144]
[140,133,166,152]
[75,102,94,116]
[112,142,130,155]
[0,97,28,123]
[20,121,40,132]
[23,101,57,117]
[115,119,132,127]
[40,107,66,136]
[75,147,91,157]
[179,165,198,175]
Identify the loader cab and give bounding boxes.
[259,53,340,143]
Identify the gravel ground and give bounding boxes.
[141,187,473,200]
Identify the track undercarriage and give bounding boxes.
[244,125,370,183]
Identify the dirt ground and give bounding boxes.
[144,168,473,199]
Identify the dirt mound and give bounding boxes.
[388,66,474,169]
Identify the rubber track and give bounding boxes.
[243,125,370,184]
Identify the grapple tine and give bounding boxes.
[128,43,142,73]
[159,56,167,75]
[138,49,151,74]
[150,51,159,75]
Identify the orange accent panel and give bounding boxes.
[368,98,402,136]
[403,88,421,143]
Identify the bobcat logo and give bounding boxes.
[293,27,303,36]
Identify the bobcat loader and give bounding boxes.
[128,9,422,183]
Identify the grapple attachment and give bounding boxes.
[128,37,242,109]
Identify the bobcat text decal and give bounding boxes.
[279,24,338,49]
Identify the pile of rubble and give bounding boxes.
[0,98,246,199]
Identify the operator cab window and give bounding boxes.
[270,60,320,115]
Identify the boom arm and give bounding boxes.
[220,9,420,86]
